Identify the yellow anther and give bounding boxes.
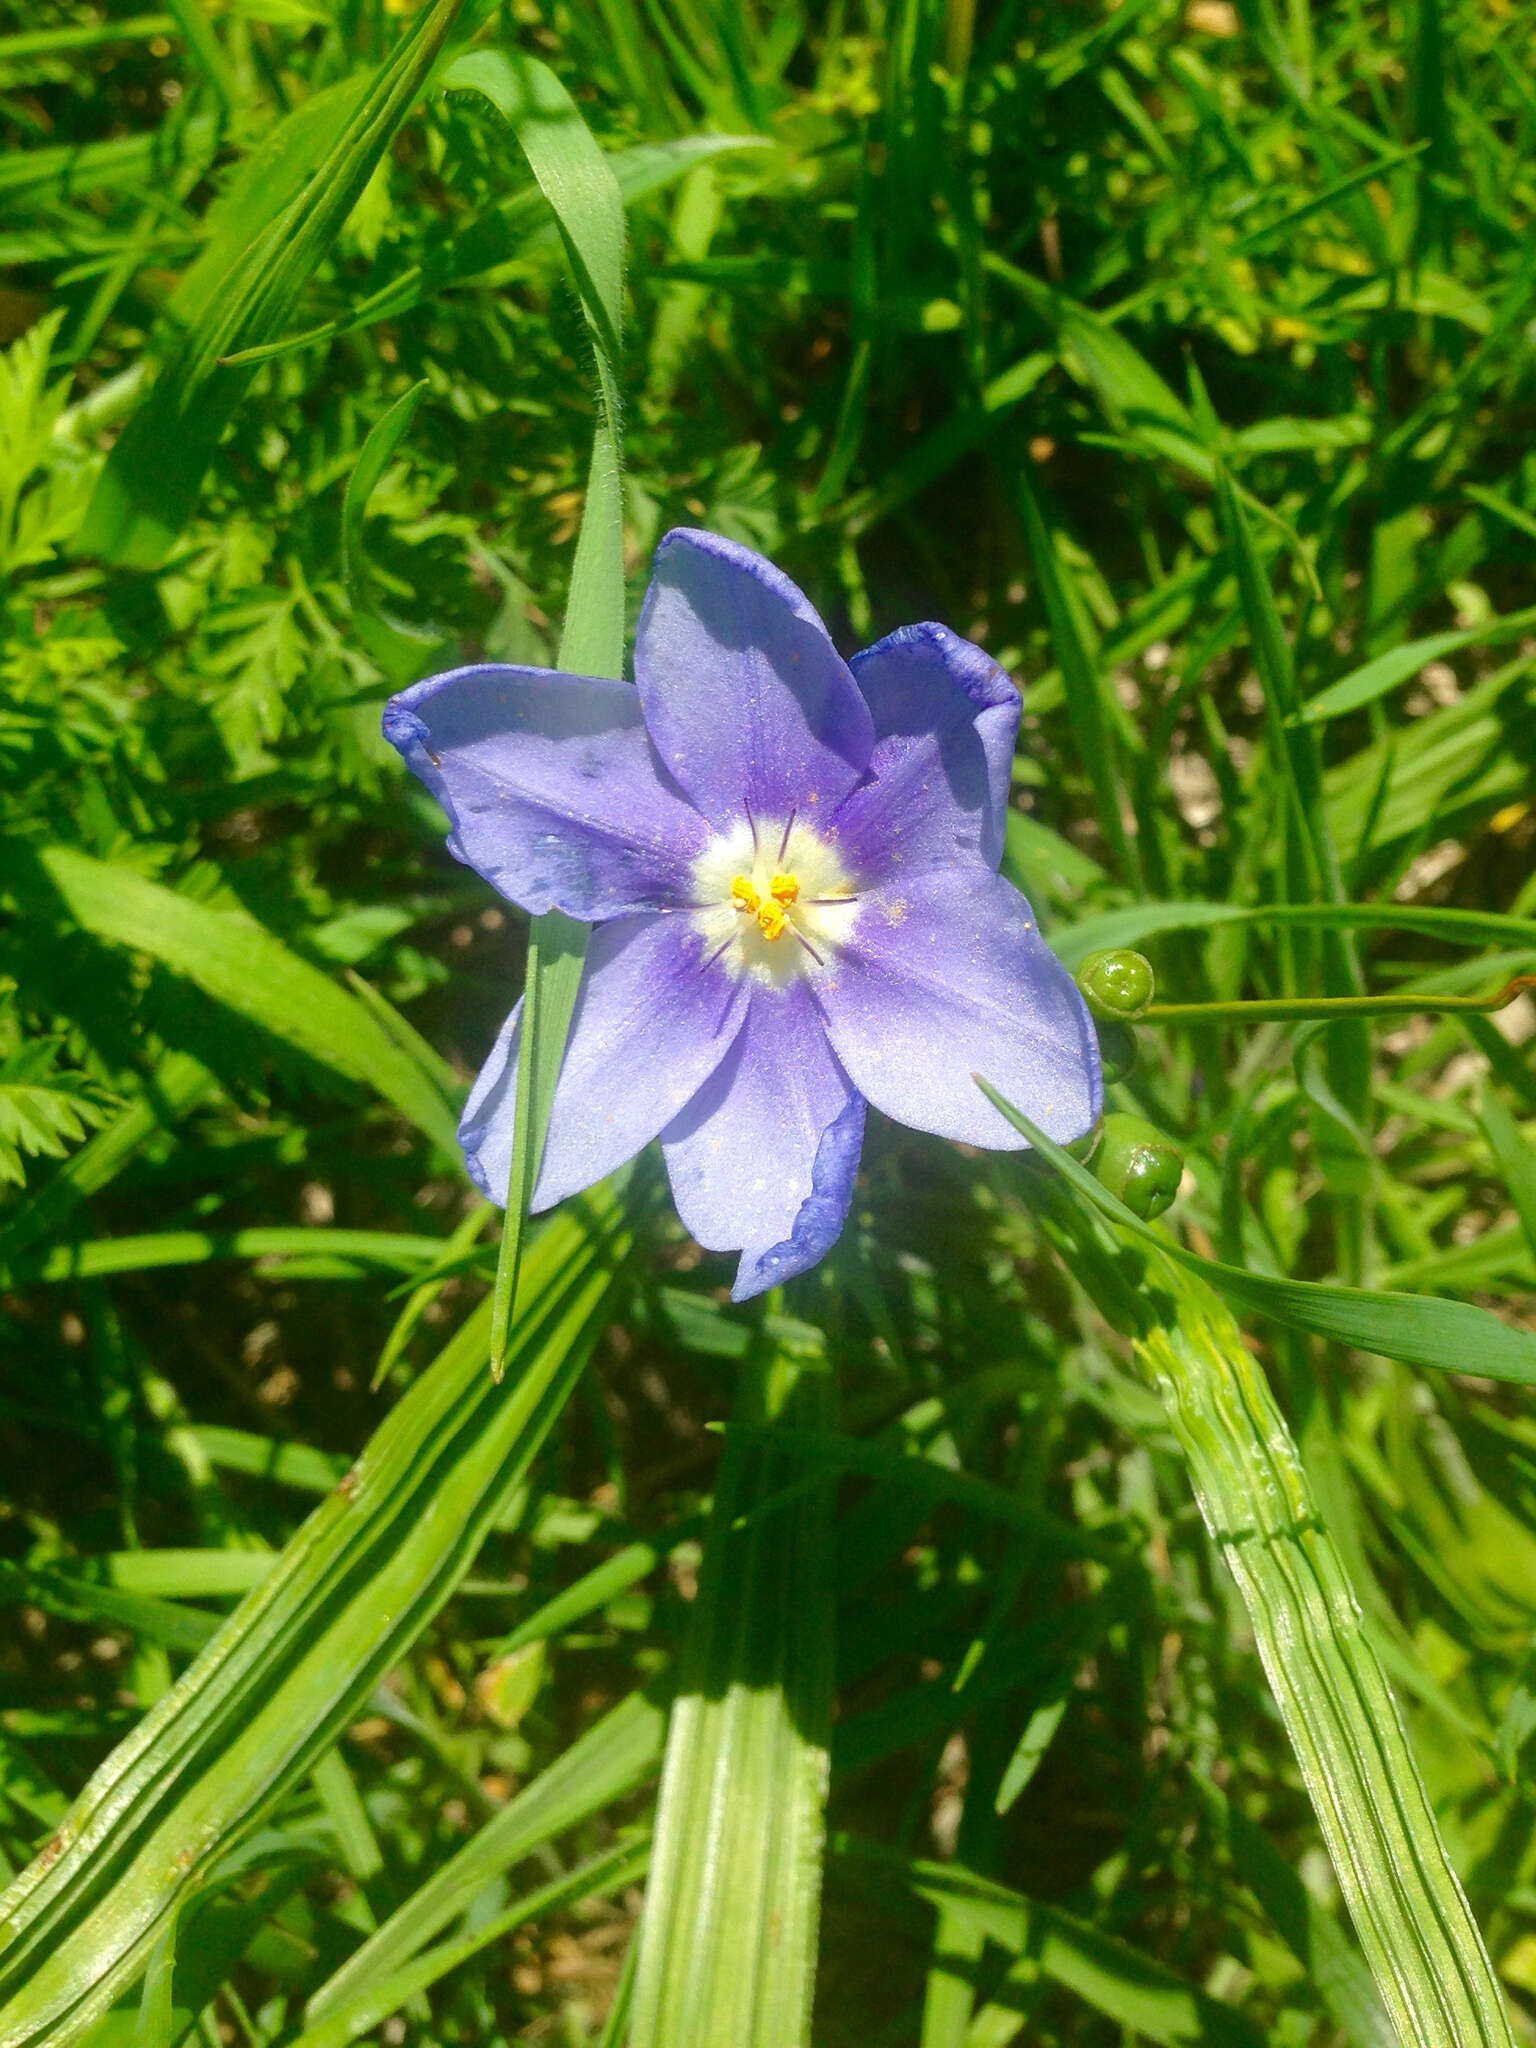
[730,874,760,914]
[769,872,799,906]
[756,901,788,941]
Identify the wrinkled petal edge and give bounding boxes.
[730,1090,867,1301]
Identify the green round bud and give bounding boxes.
[1097,1020,1137,1086]
[1093,1112,1182,1220]
[1076,949,1155,1022]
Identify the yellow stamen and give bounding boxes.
[756,901,788,941]
[730,874,760,914]
[769,872,799,905]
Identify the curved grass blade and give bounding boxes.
[629,1333,836,2048]
[0,1188,630,2047]
[1303,602,1536,725]
[340,378,446,682]
[843,1841,1266,2048]
[308,1682,666,2016]
[77,0,465,567]
[289,1836,648,2048]
[0,1050,213,1278]
[1056,897,1536,966]
[978,1081,1536,1384]
[14,846,460,1155]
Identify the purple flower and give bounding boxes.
[384,530,1101,1300]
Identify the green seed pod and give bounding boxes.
[1076,949,1155,1022]
[1097,1019,1137,1085]
[1093,1112,1182,1220]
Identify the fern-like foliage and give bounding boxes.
[0,1036,113,1188]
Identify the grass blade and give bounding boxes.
[290,1837,649,2048]
[1015,471,1140,886]
[442,48,629,1372]
[1477,1087,1536,1261]
[340,377,447,681]
[1195,1774,1395,2048]
[14,846,459,1155]
[0,1188,629,2046]
[630,1332,836,2048]
[77,0,465,567]
[0,1050,213,1277]
[1133,1276,1517,2048]
[979,1082,1536,1384]
[308,1683,666,2014]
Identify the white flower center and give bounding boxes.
[692,812,859,985]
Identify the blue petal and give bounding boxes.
[461,912,751,1208]
[634,529,874,831]
[659,980,863,1300]
[812,865,1100,1149]
[733,1091,866,1302]
[836,623,1020,876]
[384,664,707,920]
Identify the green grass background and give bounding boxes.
[1,0,1536,2042]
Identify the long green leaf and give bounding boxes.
[20,1227,445,1287]
[0,1189,629,2046]
[1195,1774,1395,2048]
[340,377,446,680]
[290,1837,649,2048]
[1303,603,1536,724]
[843,1842,1265,2048]
[1056,897,1536,967]
[15,846,459,1155]
[440,48,628,1370]
[77,0,464,567]
[979,1082,1536,1383]
[1133,1277,1516,2048]
[0,116,222,203]
[630,1332,836,2048]
[308,1683,666,2015]
[1478,1087,1536,1261]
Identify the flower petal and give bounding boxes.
[812,866,1100,1148]
[460,913,750,1208]
[660,980,864,1301]
[634,529,874,830]
[384,664,707,919]
[833,623,1020,877]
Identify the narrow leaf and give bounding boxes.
[0,1191,629,2045]
[77,0,464,566]
[441,48,629,1372]
[1132,1282,1516,2047]
[15,846,460,1155]
[978,1081,1536,1383]
[630,1335,837,2048]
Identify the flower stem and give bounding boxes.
[1142,973,1534,1026]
